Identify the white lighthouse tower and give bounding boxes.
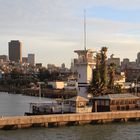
[74,49,95,97]
[74,10,96,97]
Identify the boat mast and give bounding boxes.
[84,9,87,50]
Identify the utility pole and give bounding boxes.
[38,82,45,100]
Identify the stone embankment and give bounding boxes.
[0,110,140,130]
[22,88,77,99]
[0,86,77,99]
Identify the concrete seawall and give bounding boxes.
[0,110,140,129]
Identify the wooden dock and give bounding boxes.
[0,110,140,129]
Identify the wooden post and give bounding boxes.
[44,123,48,128]
[94,101,98,112]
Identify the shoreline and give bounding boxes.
[0,87,77,99]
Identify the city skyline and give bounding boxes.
[0,0,140,67]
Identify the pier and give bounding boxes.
[0,110,140,129]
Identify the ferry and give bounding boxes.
[25,96,93,115]
[24,100,66,115]
[25,81,71,115]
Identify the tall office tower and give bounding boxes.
[137,52,140,66]
[28,54,35,66]
[9,40,22,63]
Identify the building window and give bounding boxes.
[101,100,105,105]
[97,100,101,105]
[105,100,109,106]
[79,74,81,78]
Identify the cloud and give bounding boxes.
[78,0,140,10]
[0,0,140,66]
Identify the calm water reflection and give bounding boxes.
[0,123,140,140]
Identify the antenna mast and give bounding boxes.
[84,9,87,50]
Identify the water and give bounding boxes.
[0,92,54,116]
[0,123,140,140]
[0,92,140,140]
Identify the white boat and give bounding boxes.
[25,101,63,115]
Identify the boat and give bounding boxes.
[25,101,63,116]
[24,81,92,116]
[25,82,67,116]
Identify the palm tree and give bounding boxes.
[108,63,116,89]
[96,53,101,87]
[88,47,116,97]
[100,47,108,88]
[88,47,108,97]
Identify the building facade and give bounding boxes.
[125,68,140,81]
[108,54,120,68]
[136,52,140,67]
[121,52,140,81]
[22,57,28,63]
[74,49,95,97]
[9,40,22,63]
[28,54,35,66]
[36,63,42,68]
[0,55,8,62]
[93,94,139,112]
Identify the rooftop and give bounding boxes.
[67,96,89,102]
[93,93,140,100]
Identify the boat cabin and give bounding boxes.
[25,101,62,115]
[65,96,92,113]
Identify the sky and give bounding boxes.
[0,0,140,67]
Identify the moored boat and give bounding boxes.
[25,101,64,115]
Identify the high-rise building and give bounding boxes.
[28,54,35,66]
[9,40,22,63]
[136,52,140,66]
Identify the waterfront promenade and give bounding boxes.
[0,110,140,129]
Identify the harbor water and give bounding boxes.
[0,92,140,140]
[0,92,54,116]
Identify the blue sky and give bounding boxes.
[0,0,140,67]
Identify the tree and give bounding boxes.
[11,68,23,79]
[38,68,60,81]
[88,51,106,97]
[114,84,122,94]
[88,47,115,97]
[38,68,51,81]
[108,63,116,89]
[100,47,108,88]
[95,53,101,87]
